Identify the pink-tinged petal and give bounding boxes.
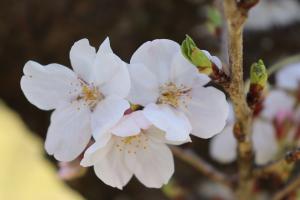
[21,61,80,110]
[184,86,229,139]
[69,38,96,82]
[130,39,180,85]
[143,104,191,141]
[45,101,91,162]
[127,63,160,106]
[261,89,295,120]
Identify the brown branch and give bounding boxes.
[222,0,259,199]
[171,146,233,187]
[272,174,300,200]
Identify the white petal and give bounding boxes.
[211,56,222,69]
[201,50,222,69]
[145,126,191,145]
[170,52,207,88]
[201,50,212,60]
[80,135,112,167]
[261,89,295,120]
[276,62,300,90]
[21,61,80,110]
[69,38,96,82]
[209,124,237,163]
[111,111,151,137]
[85,139,133,189]
[98,37,113,54]
[127,63,160,106]
[130,39,180,85]
[91,96,130,140]
[143,104,191,141]
[252,119,278,165]
[125,140,174,188]
[184,86,229,139]
[45,101,91,161]
[92,53,130,98]
[226,103,236,124]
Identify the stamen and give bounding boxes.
[73,81,104,110]
[158,82,192,107]
[115,133,150,154]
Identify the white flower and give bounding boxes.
[20,38,130,161]
[210,119,278,165]
[127,39,229,141]
[246,0,300,30]
[81,111,182,189]
[210,100,279,165]
[261,89,295,120]
[276,62,300,91]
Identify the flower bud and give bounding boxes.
[181,35,212,74]
[247,59,268,109]
[250,59,268,88]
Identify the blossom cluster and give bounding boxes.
[21,37,229,189]
[210,62,300,165]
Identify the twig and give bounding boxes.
[254,148,300,177]
[272,174,300,200]
[171,146,233,187]
[223,0,259,199]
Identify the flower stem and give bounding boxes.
[171,146,233,187]
[223,0,259,199]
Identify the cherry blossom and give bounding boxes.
[81,111,184,189]
[21,38,130,161]
[127,39,229,141]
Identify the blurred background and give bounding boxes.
[0,0,300,199]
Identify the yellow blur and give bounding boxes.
[0,100,84,200]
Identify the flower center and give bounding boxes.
[115,133,149,154]
[158,82,191,108]
[82,85,102,102]
[71,80,104,110]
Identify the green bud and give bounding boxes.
[181,35,212,74]
[250,59,268,87]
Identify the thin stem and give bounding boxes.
[272,174,300,200]
[171,146,233,187]
[254,148,300,177]
[223,0,258,199]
